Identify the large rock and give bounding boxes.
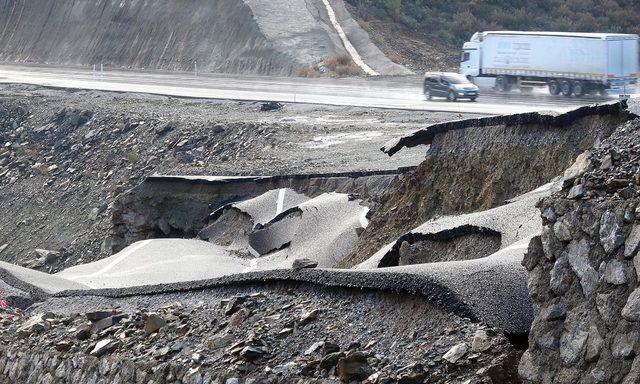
[550,256,573,296]
[443,343,468,363]
[625,224,640,258]
[622,288,640,321]
[559,311,590,365]
[144,313,166,335]
[336,351,373,381]
[563,151,591,181]
[566,239,599,297]
[600,210,624,254]
[518,350,543,382]
[602,259,629,285]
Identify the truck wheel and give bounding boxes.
[495,76,511,92]
[572,81,586,97]
[548,80,561,95]
[560,80,573,97]
[447,91,457,102]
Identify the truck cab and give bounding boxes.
[460,33,481,78]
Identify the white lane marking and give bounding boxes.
[359,207,370,228]
[276,188,286,216]
[321,0,379,76]
[247,243,261,258]
[66,240,152,279]
[502,242,530,252]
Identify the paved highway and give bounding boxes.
[0,64,627,115]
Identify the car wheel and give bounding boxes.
[560,80,573,97]
[425,88,432,100]
[548,80,560,95]
[470,97,477,102]
[447,91,457,102]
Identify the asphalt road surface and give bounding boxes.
[0,64,628,115]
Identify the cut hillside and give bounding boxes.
[346,0,640,72]
[0,0,407,76]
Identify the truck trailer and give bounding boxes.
[460,31,639,96]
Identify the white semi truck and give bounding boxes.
[460,31,639,96]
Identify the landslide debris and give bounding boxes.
[0,283,521,383]
[0,85,445,271]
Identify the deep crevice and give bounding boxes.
[377,225,503,268]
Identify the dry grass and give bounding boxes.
[297,67,321,78]
[298,54,365,78]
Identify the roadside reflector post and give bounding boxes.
[92,64,96,77]
[100,63,104,79]
[195,61,198,77]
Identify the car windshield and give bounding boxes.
[444,74,470,84]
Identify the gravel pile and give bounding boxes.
[0,283,521,383]
[563,118,640,201]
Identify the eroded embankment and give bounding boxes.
[0,0,319,75]
[340,103,634,267]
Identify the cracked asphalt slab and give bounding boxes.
[55,190,370,289]
[0,182,557,333]
[357,180,560,269]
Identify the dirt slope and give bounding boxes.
[0,0,407,76]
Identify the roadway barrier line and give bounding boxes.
[321,0,379,76]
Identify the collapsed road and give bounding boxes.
[1,95,637,382]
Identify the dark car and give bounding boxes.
[423,72,479,101]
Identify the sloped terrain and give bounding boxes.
[0,0,407,76]
[346,0,640,72]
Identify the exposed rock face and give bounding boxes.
[521,118,640,383]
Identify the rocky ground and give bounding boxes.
[519,118,640,383]
[0,84,464,272]
[0,282,522,383]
